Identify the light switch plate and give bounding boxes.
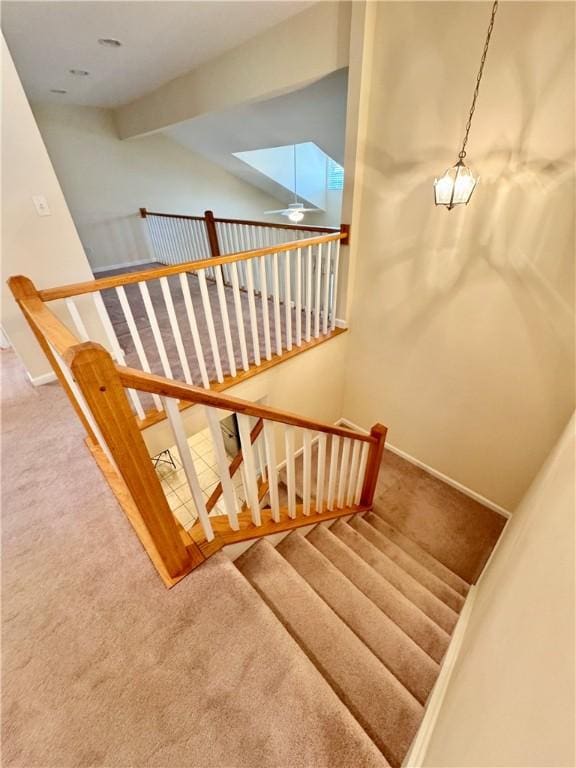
[32,195,51,216]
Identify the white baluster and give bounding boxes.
[205,407,239,530]
[237,414,261,526]
[284,426,296,519]
[163,397,214,541]
[245,259,261,366]
[229,262,249,372]
[159,277,193,383]
[93,292,145,420]
[314,243,323,338]
[316,432,327,513]
[337,438,351,508]
[305,244,313,342]
[214,265,237,378]
[263,420,280,522]
[326,435,340,511]
[65,298,89,341]
[322,241,332,336]
[197,270,224,383]
[272,252,282,355]
[259,255,272,361]
[295,247,302,346]
[115,286,162,410]
[284,250,292,351]
[347,440,361,507]
[331,240,341,331]
[302,429,312,516]
[179,273,210,388]
[138,281,173,379]
[355,443,370,505]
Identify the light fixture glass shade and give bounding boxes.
[434,161,478,209]
[287,208,305,223]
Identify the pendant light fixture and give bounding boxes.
[434,1,499,210]
[265,144,318,223]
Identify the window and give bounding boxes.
[327,159,344,190]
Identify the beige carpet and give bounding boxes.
[0,350,386,768]
[1,348,505,767]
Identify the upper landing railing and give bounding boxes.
[37,220,348,429]
[139,207,344,266]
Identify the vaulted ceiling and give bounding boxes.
[1,0,313,108]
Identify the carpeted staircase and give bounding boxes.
[234,508,473,768]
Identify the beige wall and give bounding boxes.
[116,2,351,140]
[342,1,575,509]
[143,332,348,458]
[0,37,101,381]
[423,412,575,767]
[32,103,285,271]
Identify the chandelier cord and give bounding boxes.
[458,0,499,160]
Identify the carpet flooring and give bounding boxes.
[1,349,505,767]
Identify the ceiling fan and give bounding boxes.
[265,145,319,223]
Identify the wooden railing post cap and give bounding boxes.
[64,340,112,369]
[7,275,39,299]
[139,207,147,218]
[370,423,388,439]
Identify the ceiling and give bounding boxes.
[1,1,313,108]
[165,68,348,204]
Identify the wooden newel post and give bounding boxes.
[204,210,221,257]
[139,207,147,218]
[66,342,201,579]
[360,423,388,508]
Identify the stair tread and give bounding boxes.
[307,524,449,663]
[333,519,458,634]
[357,513,465,613]
[367,510,470,596]
[236,539,423,768]
[277,531,439,705]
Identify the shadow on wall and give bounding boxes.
[363,145,574,343]
[344,0,575,509]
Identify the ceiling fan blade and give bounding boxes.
[264,209,290,214]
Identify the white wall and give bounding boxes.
[342,1,575,509]
[0,37,101,382]
[32,103,286,271]
[423,413,575,767]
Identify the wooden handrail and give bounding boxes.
[212,214,339,234]
[139,207,205,222]
[116,364,376,444]
[140,206,338,234]
[39,231,345,302]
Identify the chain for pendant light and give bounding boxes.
[458,0,499,160]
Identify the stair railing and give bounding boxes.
[139,207,345,266]
[27,230,347,430]
[69,345,388,579]
[8,273,386,586]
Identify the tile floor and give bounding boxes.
[153,427,246,530]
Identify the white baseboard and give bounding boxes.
[27,371,57,386]
[91,258,152,274]
[402,585,478,767]
[336,418,511,519]
[335,318,348,329]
